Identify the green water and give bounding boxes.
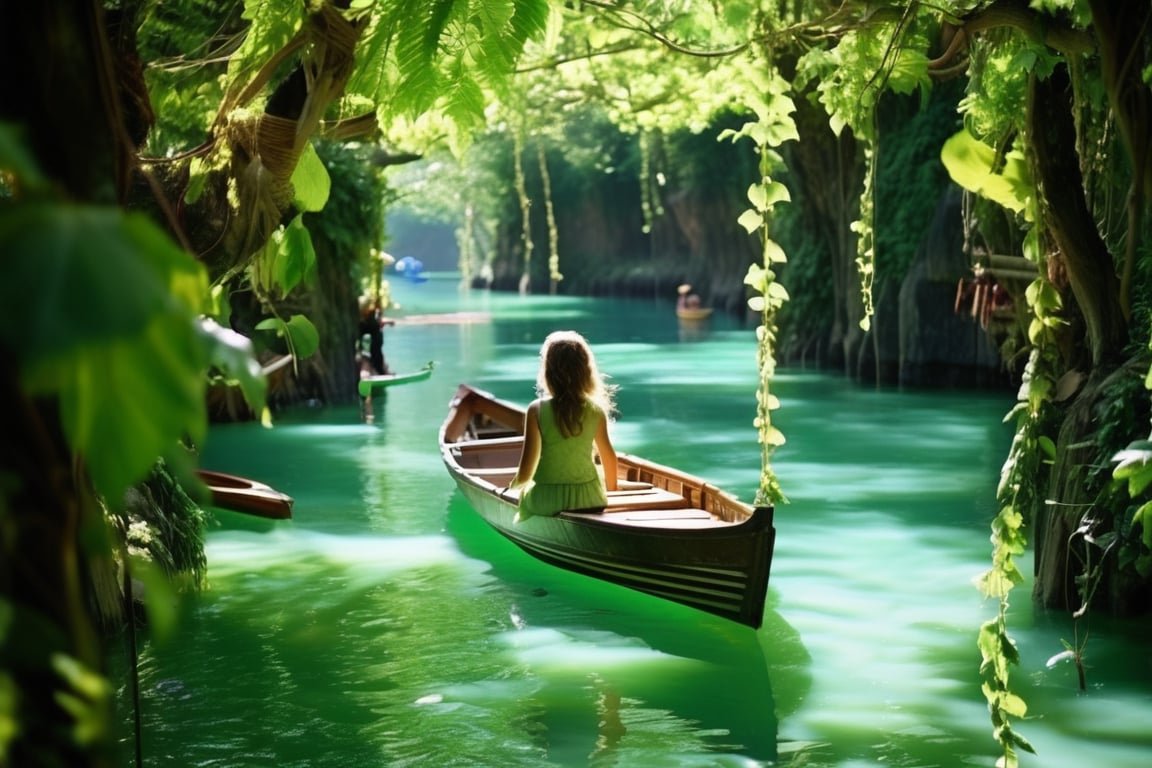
[119,276,1152,767]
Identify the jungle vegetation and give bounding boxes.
[1,2,1150,767]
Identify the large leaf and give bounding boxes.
[291,142,331,212]
[255,314,320,359]
[0,204,206,368]
[941,130,1031,215]
[29,311,208,503]
[2,202,210,501]
[274,215,318,294]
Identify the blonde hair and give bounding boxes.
[536,330,616,437]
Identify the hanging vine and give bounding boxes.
[536,138,562,293]
[512,123,533,295]
[720,66,798,507]
[458,201,476,287]
[639,129,654,234]
[852,143,877,332]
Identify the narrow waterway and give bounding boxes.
[118,276,1152,767]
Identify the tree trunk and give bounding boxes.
[1027,64,1137,611]
[0,2,123,765]
[1027,65,1128,369]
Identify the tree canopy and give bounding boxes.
[2,1,1151,766]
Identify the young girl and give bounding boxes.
[508,331,618,520]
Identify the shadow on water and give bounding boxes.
[443,493,814,765]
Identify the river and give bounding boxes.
[117,275,1152,767]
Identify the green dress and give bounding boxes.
[518,399,607,518]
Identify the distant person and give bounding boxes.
[677,283,702,311]
[507,331,618,521]
[357,296,393,376]
[677,283,692,311]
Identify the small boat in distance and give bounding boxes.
[676,306,714,321]
[439,384,776,628]
[197,470,294,520]
[357,361,434,397]
[675,282,713,321]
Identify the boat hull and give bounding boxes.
[197,470,294,520]
[676,307,714,321]
[357,363,434,397]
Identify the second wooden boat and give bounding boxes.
[197,470,294,520]
[439,384,775,628]
[357,361,434,397]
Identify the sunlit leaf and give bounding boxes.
[941,130,1030,214]
[275,215,317,294]
[737,208,763,233]
[284,314,320,358]
[764,237,787,264]
[255,314,320,360]
[291,142,331,212]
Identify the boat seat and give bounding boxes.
[466,466,518,476]
[605,486,689,511]
[562,507,723,529]
[451,436,524,451]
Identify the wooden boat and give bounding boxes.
[676,306,714,321]
[439,384,776,628]
[197,470,294,520]
[357,361,434,397]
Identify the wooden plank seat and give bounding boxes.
[605,486,690,511]
[451,436,524,451]
[466,466,518,476]
[562,507,721,529]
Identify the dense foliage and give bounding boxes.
[1,2,1150,767]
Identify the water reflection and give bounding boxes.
[444,497,785,764]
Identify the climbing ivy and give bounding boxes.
[719,67,798,507]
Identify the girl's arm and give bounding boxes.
[594,414,618,492]
[510,401,542,489]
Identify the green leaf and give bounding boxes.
[0,203,207,370]
[737,208,763,234]
[199,318,267,418]
[764,238,788,264]
[762,425,786,447]
[1132,502,1152,549]
[1115,457,1152,497]
[747,182,768,211]
[941,130,1031,214]
[2,203,209,500]
[291,142,331,212]
[747,179,790,213]
[998,691,1028,718]
[275,215,318,294]
[743,263,769,292]
[256,314,319,360]
[31,311,209,503]
[284,314,320,358]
